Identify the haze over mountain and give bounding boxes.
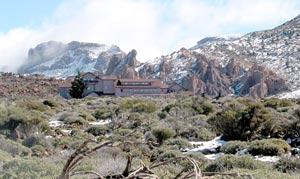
[18,14,300,98]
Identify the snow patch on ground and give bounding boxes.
[253,156,280,162]
[49,120,64,127]
[189,135,227,153]
[89,120,111,126]
[278,89,300,99]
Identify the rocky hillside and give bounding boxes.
[18,14,300,98]
[0,72,61,98]
[136,48,287,98]
[192,14,300,90]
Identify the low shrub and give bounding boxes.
[162,103,177,113]
[132,102,157,113]
[85,125,108,136]
[275,156,300,173]
[165,138,192,150]
[30,145,46,156]
[63,116,87,125]
[0,149,12,163]
[220,141,249,154]
[157,150,182,161]
[231,168,297,179]
[1,158,60,179]
[0,137,31,156]
[151,127,175,145]
[205,155,267,172]
[248,139,291,156]
[157,112,167,119]
[22,135,47,148]
[93,109,112,120]
[43,99,58,107]
[17,99,47,112]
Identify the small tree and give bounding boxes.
[69,72,86,99]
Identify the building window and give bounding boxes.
[121,89,123,92]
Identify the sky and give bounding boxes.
[0,0,300,72]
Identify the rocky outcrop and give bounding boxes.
[105,49,140,78]
[136,47,287,98]
[239,64,288,98]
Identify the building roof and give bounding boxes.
[115,78,169,89]
[100,76,117,80]
[168,82,188,91]
[117,78,159,82]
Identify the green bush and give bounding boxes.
[220,141,249,154]
[17,99,47,112]
[192,97,214,115]
[205,155,267,172]
[42,99,58,107]
[165,138,192,150]
[162,103,177,113]
[1,158,60,179]
[275,156,300,173]
[196,128,216,141]
[157,150,182,161]
[85,125,108,136]
[248,139,291,156]
[231,168,297,179]
[22,135,46,148]
[93,109,112,120]
[208,101,271,140]
[63,116,87,125]
[0,149,12,163]
[30,145,46,156]
[132,102,157,113]
[78,112,96,121]
[0,137,31,156]
[157,112,167,119]
[151,127,175,145]
[264,98,293,109]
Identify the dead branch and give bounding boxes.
[59,130,137,179]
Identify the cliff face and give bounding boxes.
[135,48,287,98]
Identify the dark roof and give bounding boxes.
[115,78,169,89]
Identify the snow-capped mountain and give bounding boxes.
[19,41,125,77]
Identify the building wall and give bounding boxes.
[95,79,103,92]
[103,80,116,94]
[85,84,95,94]
[115,88,168,97]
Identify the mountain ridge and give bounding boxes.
[18,14,300,98]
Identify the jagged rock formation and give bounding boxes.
[105,49,139,78]
[136,48,287,98]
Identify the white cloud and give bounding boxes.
[0,0,300,72]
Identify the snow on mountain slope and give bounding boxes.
[19,41,124,77]
[192,15,300,90]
